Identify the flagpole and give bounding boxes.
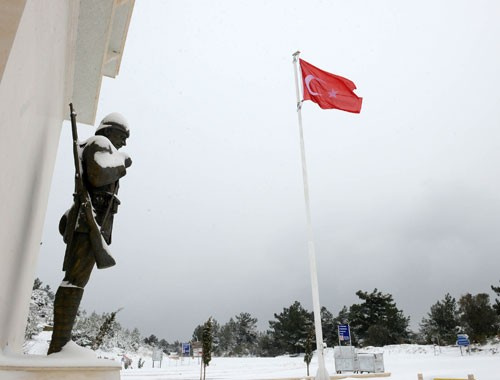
[292,51,330,380]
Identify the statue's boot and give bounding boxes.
[47,286,84,355]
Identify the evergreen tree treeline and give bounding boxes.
[193,290,411,356]
[27,279,500,357]
[193,285,500,355]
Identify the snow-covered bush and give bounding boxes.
[25,278,54,340]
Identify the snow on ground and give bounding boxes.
[24,334,500,380]
[119,346,500,380]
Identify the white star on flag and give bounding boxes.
[328,89,337,98]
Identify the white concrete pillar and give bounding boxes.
[0,0,77,353]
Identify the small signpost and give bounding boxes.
[338,324,351,346]
[152,349,163,368]
[457,334,470,356]
[182,342,191,356]
[191,341,203,364]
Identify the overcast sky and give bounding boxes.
[37,0,500,342]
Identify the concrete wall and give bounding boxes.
[0,0,77,353]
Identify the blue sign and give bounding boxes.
[457,334,470,346]
[182,342,191,355]
[338,324,350,341]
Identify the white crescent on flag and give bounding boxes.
[304,74,324,96]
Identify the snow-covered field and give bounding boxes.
[25,333,500,380]
[119,346,500,380]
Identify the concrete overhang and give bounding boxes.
[69,0,135,125]
[0,1,28,83]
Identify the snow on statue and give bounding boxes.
[48,107,132,355]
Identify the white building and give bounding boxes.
[0,0,134,363]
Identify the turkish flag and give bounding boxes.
[300,59,362,113]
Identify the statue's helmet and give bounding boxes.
[96,112,130,137]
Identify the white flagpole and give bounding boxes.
[292,51,330,380]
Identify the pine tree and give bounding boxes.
[333,306,350,325]
[192,324,204,342]
[256,331,281,357]
[217,318,237,356]
[209,319,220,355]
[33,278,43,290]
[25,278,54,340]
[159,338,169,353]
[234,312,258,356]
[268,301,313,354]
[91,308,122,350]
[458,293,498,343]
[144,334,159,346]
[195,318,223,356]
[201,317,213,380]
[130,328,142,351]
[419,293,459,345]
[303,327,314,376]
[349,289,410,346]
[320,306,336,348]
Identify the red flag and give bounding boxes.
[300,59,362,113]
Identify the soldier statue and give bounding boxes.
[48,107,132,354]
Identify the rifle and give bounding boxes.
[63,103,116,270]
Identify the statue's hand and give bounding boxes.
[125,156,132,168]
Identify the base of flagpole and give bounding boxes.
[315,364,330,380]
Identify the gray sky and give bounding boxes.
[38,0,500,342]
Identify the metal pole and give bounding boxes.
[348,324,352,346]
[292,51,330,380]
